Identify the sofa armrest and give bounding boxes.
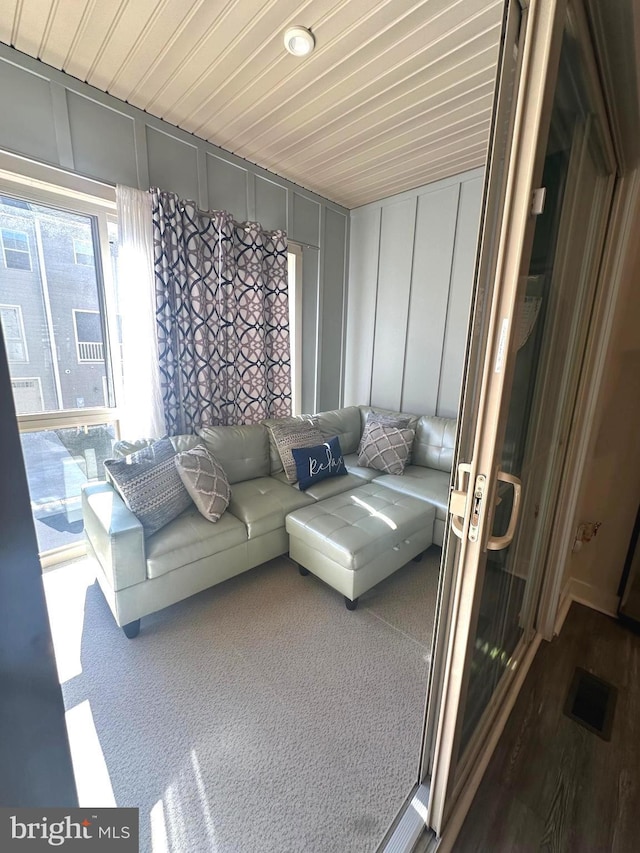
[82,481,146,591]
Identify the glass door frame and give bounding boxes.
[422,0,618,837]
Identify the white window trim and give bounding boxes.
[0,302,29,362]
[0,226,32,271]
[288,243,303,416]
[72,308,104,363]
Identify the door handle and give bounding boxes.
[486,471,522,551]
[449,463,472,540]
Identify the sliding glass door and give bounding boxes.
[424,0,616,836]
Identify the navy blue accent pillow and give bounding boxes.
[292,436,348,490]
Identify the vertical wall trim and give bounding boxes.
[400,196,420,412]
[49,82,74,170]
[197,148,208,210]
[133,119,149,189]
[368,209,384,406]
[247,171,256,221]
[316,205,326,412]
[435,183,463,416]
[339,213,350,407]
[286,188,294,236]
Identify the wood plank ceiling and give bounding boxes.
[0,0,502,209]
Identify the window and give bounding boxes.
[1,227,31,270]
[73,237,93,265]
[0,170,118,562]
[0,194,115,412]
[0,304,28,362]
[73,309,104,362]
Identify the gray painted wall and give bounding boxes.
[0,43,349,415]
[344,169,484,418]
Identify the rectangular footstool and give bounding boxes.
[285,482,435,609]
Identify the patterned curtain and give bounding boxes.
[151,190,291,434]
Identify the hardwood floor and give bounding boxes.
[455,603,640,852]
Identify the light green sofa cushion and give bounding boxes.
[285,482,432,571]
[412,416,456,472]
[314,406,362,455]
[146,505,248,579]
[197,424,270,483]
[342,453,381,482]
[228,476,313,538]
[272,469,369,500]
[374,466,451,521]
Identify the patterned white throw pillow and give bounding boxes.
[174,444,230,522]
[357,423,415,475]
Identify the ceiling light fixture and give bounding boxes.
[283,26,315,57]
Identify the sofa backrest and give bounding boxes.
[358,406,421,435]
[197,424,270,483]
[412,416,456,472]
[314,406,362,455]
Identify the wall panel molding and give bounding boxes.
[345,168,483,417]
[49,81,74,170]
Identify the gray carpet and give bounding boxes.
[44,546,441,853]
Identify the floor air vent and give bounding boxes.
[563,667,617,741]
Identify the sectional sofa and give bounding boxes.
[82,405,455,637]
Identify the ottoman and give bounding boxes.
[285,482,435,609]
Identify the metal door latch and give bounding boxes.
[531,187,546,215]
[468,474,486,542]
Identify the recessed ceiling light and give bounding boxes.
[283,26,315,57]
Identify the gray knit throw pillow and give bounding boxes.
[104,438,192,536]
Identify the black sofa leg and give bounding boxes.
[122,619,140,639]
[298,564,310,576]
[345,597,359,611]
[412,551,424,563]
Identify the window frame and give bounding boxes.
[0,167,119,432]
[0,302,29,362]
[1,226,32,271]
[0,156,120,565]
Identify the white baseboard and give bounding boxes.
[567,577,620,619]
[553,584,573,636]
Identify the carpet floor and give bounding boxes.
[43,546,441,853]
